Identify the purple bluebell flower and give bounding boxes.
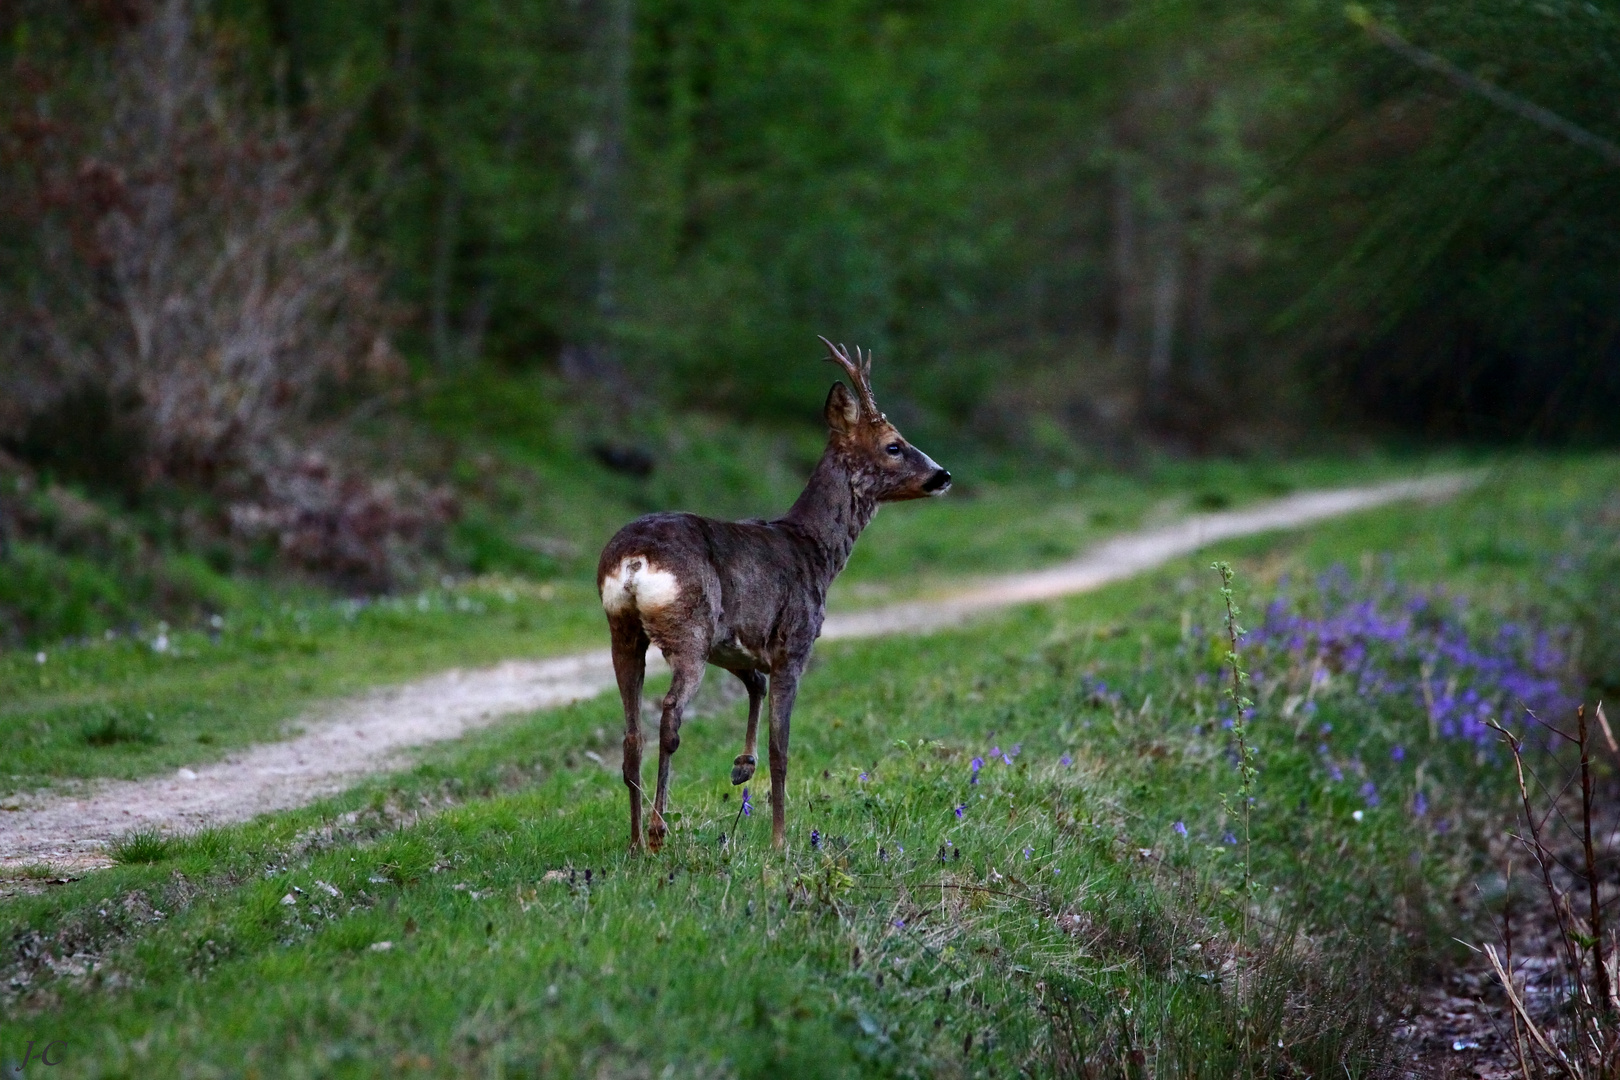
[810,829,821,849]
[970,757,983,784]
[1359,781,1379,807]
[1173,821,1187,837]
[1390,745,1405,762]
[1023,847,1032,860]
[954,804,965,819]
[741,787,752,817]
[1327,764,1344,782]
[1223,832,1237,845]
[1060,753,1073,767]
[1412,791,1428,816]
[1002,753,1014,765]
[859,772,869,783]
[893,919,905,929]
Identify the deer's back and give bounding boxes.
[597,512,826,666]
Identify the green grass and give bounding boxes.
[0,424,1462,795]
[2,454,1612,1077]
[0,578,603,794]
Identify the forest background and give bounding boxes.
[0,0,1615,639]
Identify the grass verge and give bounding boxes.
[0,454,1612,1076]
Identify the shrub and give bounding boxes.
[0,0,397,492]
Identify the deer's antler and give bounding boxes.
[818,335,880,419]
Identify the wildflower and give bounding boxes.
[1173,821,1187,837]
[1023,847,1032,860]
[1060,753,1073,767]
[1412,791,1428,816]
[1390,745,1405,762]
[741,787,753,817]
[990,746,1000,758]
[810,829,821,850]
[954,804,966,819]
[894,919,905,929]
[970,757,983,784]
[1359,781,1379,807]
[1002,753,1014,765]
[34,652,46,665]
[1327,763,1344,782]
[1352,809,1364,823]
[1222,832,1237,845]
[1319,722,1332,734]
[859,772,869,783]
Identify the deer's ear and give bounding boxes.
[824,381,861,435]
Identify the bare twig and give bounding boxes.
[1578,705,1615,1013]
[1346,6,1620,169]
[1596,702,1618,759]
[1486,944,1581,1079]
[1487,717,1587,995]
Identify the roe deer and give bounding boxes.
[597,338,951,851]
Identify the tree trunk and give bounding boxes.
[430,179,460,371]
[1147,235,1181,394]
[565,0,634,384]
[1110,157,1139,365]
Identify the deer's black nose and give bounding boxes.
[922,469,952,494]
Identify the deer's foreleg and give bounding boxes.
[611,623,649,852]
[649,650,705,853]
[766,666,801,850]
[730,669,766,786]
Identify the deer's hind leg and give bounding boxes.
[728,669,766,786]
[648,644,706,853]
[610,618,650,852]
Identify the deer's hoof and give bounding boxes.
[647,820,667,853]
[730,754,757,786]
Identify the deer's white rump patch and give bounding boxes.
[601,556,681,615]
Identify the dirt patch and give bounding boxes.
[0,473,1475,873]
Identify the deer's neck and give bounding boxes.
[781,449,877,586]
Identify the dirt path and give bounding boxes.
[0,473,1475,871]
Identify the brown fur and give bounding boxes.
[596,340,951,851]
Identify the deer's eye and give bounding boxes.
[885,443,903,456]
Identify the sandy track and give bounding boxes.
[0,472,1474,871]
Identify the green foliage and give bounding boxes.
[3,0,1616,481]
